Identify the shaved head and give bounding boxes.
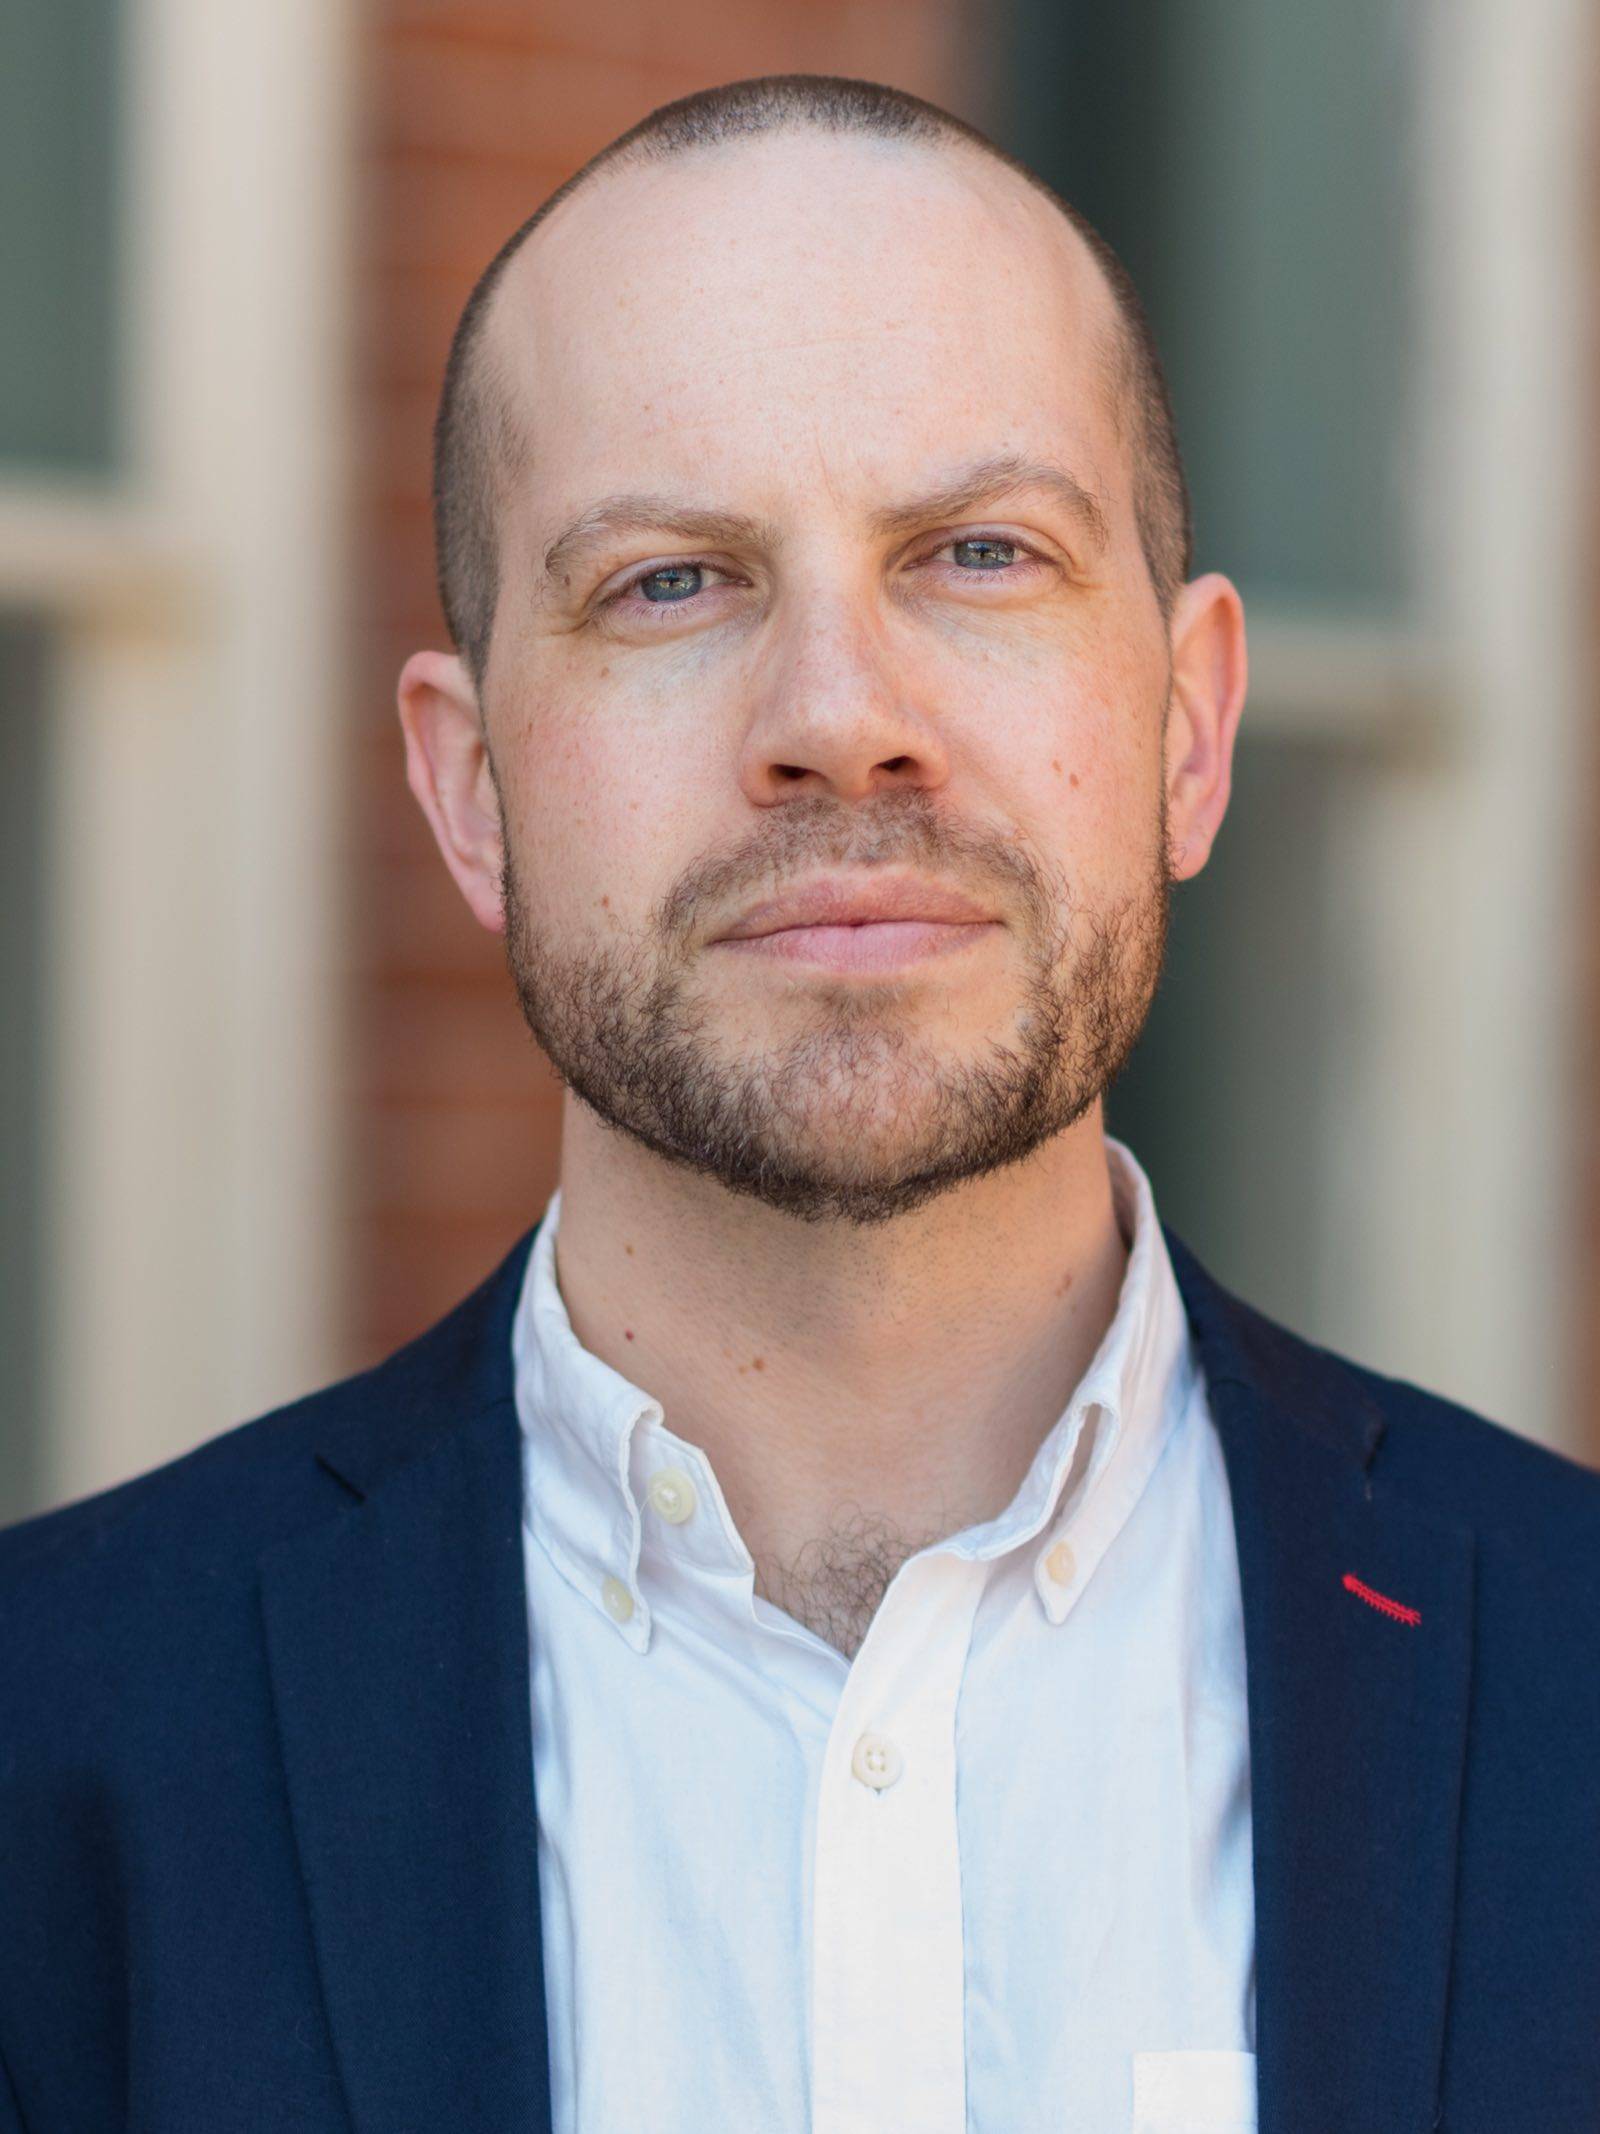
[431,73,1192,694]
[398,68,1247,1249]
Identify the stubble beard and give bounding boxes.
[499,782,1173,1228]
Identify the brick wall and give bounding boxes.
[346,0,989,1364]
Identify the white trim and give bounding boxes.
[1309,0,1596,1452]
[1236,610,1452,753]
[20,0,354,1505]
[0,487,205,618]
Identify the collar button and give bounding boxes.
[1043,1538,1076,1587]
[645,1466,698,1525]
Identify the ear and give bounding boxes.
[1162,571,1248,882]
[396,649,506,934]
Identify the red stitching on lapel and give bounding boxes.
[1342,1572,1422,1625]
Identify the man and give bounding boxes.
[1,70,1596,2134]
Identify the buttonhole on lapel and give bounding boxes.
[1342,1571,1421,1625]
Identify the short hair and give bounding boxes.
[432,73,1193,693]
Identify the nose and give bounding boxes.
[735,594,951,806]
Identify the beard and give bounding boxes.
[500,775,1173,1228]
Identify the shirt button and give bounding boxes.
[645,1466,698,1525]
[851,1731,904,1791]
[1044,1538,1076,1586]
[601,1574,635,1624]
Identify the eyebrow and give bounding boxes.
[539,450,1111,590]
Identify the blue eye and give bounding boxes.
[636,561,706,603]
[950,535,1018,570]
[601,532,1046,623]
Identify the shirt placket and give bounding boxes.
[809,1549,987,2134]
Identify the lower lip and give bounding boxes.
[715,919,999,973]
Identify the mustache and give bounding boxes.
[654,790,1057,946]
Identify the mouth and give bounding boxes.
[712,915,1000,975]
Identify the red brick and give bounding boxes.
[376,43,659,169]
[358,1095,556,1220]
[367,161,570,272]
[349,1207,550,1363]
[354,981,560,1108]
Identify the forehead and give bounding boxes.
[482,129,1124,533]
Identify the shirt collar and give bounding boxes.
[1012,1135,1197,1622]
[513,1202,663,1651]
[512,1134,1196,1644]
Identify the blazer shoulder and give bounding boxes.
[0,1359,372,1610]
[1165,1223,1600,1553]
[1258,1304,1597,1548]
[0,1219,536,1610]
[1346,1346,1600,1545]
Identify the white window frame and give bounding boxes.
[4,0,353,1506]
[1233,0,1595,1453]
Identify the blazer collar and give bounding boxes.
[260,1215,1472,2134]
[257,1222,550,2134]
[1165,1225,1474,2134]
[304,1222,537,1504]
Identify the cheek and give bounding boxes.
[966,600,1160,750]
[997,643,1165,882]
[497,690,713,937]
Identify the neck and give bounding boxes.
[550,1100,1130,1656]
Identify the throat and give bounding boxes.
[752,1505,950,1662]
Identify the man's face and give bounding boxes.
[459,133,1189,1226]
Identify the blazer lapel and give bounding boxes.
[1166,1229,1475,2134]
[258,1232,551,2134]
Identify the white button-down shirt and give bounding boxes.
[513,1136,1256,2133]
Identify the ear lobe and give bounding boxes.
[1163,572,1248,883]
[396,648,507,935]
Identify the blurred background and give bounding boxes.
[2,0,1597,1524]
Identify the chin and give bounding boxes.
[772,1112,946,1186]
[761,1072,1006,1183]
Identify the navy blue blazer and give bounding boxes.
[2,1218,1597,2133]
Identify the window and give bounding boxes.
[995,0,1424,1341]
[1,0,123,475]
[0,617,53,1524]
